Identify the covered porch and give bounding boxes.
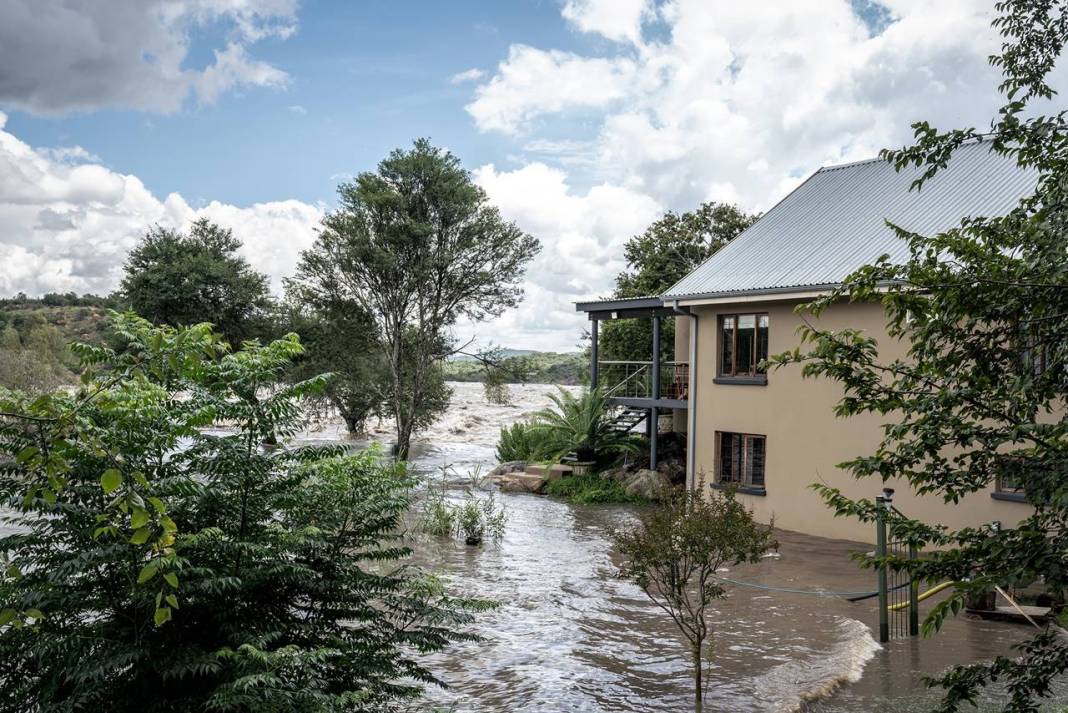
[575,296,692,468]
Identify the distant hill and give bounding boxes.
[443,349,585,385]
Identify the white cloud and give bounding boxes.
[466,46,637,134]
[0,0,297,114]
[288,104,308,114]
[450,68,486,84]
[455,0,1066,349]
[455,163,661,351]
[562,0,654,45]
[0,112,322,296]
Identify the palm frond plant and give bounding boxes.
[530,386,641,462]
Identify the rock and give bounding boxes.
[497,472,547,493]
[621,468,673,501]
[487,461,526,479]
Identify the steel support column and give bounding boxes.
[650,316,660,468]
[590,318,599,388]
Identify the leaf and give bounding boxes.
[154,606,171,627]
[130,508,149,530]
[25,608,45,621]
[15,446,38,464]
[130,528,151,545]
[165,594,179,609]
[163,572,178,588]
[0,609,16,627]
[101,468,123,494]
[137,561,159,584]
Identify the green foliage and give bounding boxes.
[418,467,507,545]
[612,490,775,704]
[544,474,643,504]
[601,202,758,362]
[292,139,540,459]
[280,291,389,435]
[529,387,642,461]
[0,314,485,712]
[495,420,554,462]
[767,2,1068,709]
[121,218,272,346]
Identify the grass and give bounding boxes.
[544,474,647,505]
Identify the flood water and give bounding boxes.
[5,380,1065,711]
[386,383,1067,713]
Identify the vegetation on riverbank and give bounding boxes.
[544,474,646,505]
[444,350,585,386]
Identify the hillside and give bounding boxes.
[443,350,585,385]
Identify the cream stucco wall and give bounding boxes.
[689,299,1031,543]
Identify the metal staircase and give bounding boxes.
[606,405,648,434]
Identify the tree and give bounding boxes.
[292,139,540,459]
[281,289,389,436]
[121,218,272,346]
[601,202,757,362]
[0,315,486,712]
[613,490,775,708]
[769,1,1068,709]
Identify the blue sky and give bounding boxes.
[0,0,1042,350]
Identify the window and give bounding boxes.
[720,313,769,378]
[717,432,766,492]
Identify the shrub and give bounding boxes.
[544,474,645,504]
[419,466,507,545]
[0,314,486,712]
[530,387,642,461]
[495,420,553,462]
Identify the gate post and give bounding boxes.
[876,494,889,644]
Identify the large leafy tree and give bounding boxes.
[601,202,757,362]
[0,315,485,712]
[121,218,272,346]
[292,139,540,459]
[770,1,1068,709]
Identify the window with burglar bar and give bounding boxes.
[720,313,769,378]
[717,432,766,490]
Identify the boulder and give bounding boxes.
[620,468,673,501]
[497,472,547,494]
[488,461,526,479]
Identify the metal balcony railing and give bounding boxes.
[598,361,689,401]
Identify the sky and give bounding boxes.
[0,0,1046,351]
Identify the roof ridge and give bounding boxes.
[817,135,996,174]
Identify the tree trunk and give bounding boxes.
[343,413,359,436]
[692,644,703,710]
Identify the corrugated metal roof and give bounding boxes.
[663,141,1039,300]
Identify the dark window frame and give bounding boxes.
[714,431,767,495]
[718,312,769,380]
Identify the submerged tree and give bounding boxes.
[770,1,1068,709]
[601,202,758,363]
[292,139,540,459]
[0,315,486,712]
[121,218,272,346]
[613,491,775,708]
[282,287,389,435]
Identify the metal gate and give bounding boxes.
[875,489,919,643]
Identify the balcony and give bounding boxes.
[598,360,689,406]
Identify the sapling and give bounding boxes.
[612,490,775,709]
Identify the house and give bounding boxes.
[576,141,1039,542]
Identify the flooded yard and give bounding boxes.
[312,382,1065,712]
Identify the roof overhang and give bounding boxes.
[575,296,689,320]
